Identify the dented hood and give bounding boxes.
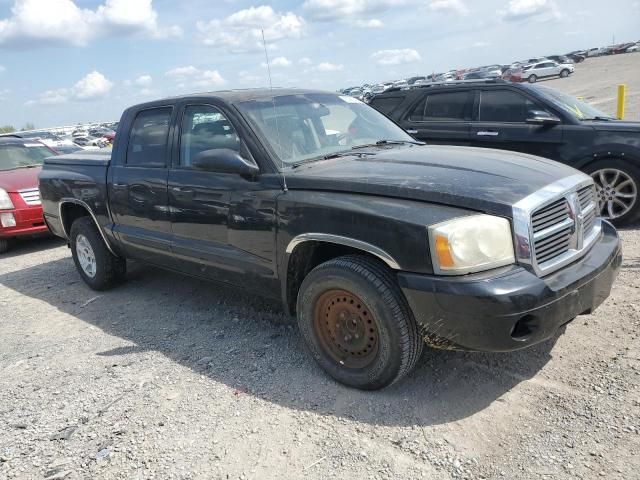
[286,145,581,217]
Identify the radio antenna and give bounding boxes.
[261,29,287,192]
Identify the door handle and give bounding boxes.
[112,183,127,190]
[476,131,499,137]
[171,187,194,194]
[406,129,418,134]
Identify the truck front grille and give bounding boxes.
[530,184,599,274]
[19,188,41,206]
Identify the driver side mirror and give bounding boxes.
[192,149,259,176]
[526,110,561,125]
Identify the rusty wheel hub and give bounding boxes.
[313,289,378,369]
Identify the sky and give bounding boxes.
[0,0,638,128]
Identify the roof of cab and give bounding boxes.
[0,136,38,145]
[127,88,332,110]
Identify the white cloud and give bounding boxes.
[501,0,561,21]
[371,48,421,66]
[428,0,468,15]
[25,70,113,106]
[262,56,292,68]
[0,65,5,73]
[238,71,263,86]
[353,18,384,28]
[73,71,113,99]
[0,0,181,48]
[196,5,304,53]
[165,66,225,89]
[134,75,153,87]
[315,62,343,72]
[298,57,313,66]
[303,0,405,21]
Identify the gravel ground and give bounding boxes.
[1,55,640,480]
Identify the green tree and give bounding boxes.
[0,125,15,134]
[21,122,36,131]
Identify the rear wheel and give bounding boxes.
[560,69,570,78]
[528,74,537,83]
[296,255,422,390]
[70,217,126,290]
[0,238,9,254]
[585,159,640,226]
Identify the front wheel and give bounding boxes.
[528,74,537,83]
[586,159,640,226]
[560,69,570,78]
[70,217,126,290]
[296,255,423,390]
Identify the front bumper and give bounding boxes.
[398,221,622,352]
[0,205,48,239]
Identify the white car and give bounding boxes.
[521,61,574,83]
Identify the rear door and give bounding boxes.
[470,88,564,160]
[108,106,174,263]
[401,90,473,145]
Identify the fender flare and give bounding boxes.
[58,198,118,256]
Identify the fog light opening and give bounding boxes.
[0,212,16,228]
[511,315,538,341]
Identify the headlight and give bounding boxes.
[0,188,14,210]
[428,214,515,275]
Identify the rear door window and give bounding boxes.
[369,96,404,116]
[126,107,172,167]
[408,91,471,121]
[479,90,545,123]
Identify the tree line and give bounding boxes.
[0,123,36,133]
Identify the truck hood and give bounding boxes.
[286,145,582,216]
[0,166,41,192]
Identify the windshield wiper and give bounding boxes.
[351,139,425,150]
[289,151,375,169]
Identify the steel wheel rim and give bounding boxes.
[76,234,97,278]
[313,289,379,369]
[591,168,638,219]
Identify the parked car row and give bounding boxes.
[341,40,640,102]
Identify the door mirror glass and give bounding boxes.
[192,148,259,176]
[526,110,561,125]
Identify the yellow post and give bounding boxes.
[616,84,626,120]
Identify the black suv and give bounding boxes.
[369,80,640,225]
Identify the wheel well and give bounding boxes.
[60,202,91,237]
[285,241,384,316]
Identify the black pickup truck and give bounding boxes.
[39,89,622,390]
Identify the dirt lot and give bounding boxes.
[2,55,640,480]
[543,53,640,121]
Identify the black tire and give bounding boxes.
[560,69,570,78]
[296,255,423,390]
[0,238,9,254]
[528,74,537,83]
[70,216,126,290]
[584,159,640,226]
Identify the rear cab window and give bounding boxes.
[126,107,172,167]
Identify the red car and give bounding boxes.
[0,138,57,253]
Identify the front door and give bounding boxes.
[168,103,280,296]
[108,106,173,264]
[470,88,564,161]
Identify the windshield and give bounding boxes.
[535,86,612,120]
[0,143,54,170]
[236,93,415,167]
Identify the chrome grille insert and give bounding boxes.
[512,174,602,277]
[18,188,41,206]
